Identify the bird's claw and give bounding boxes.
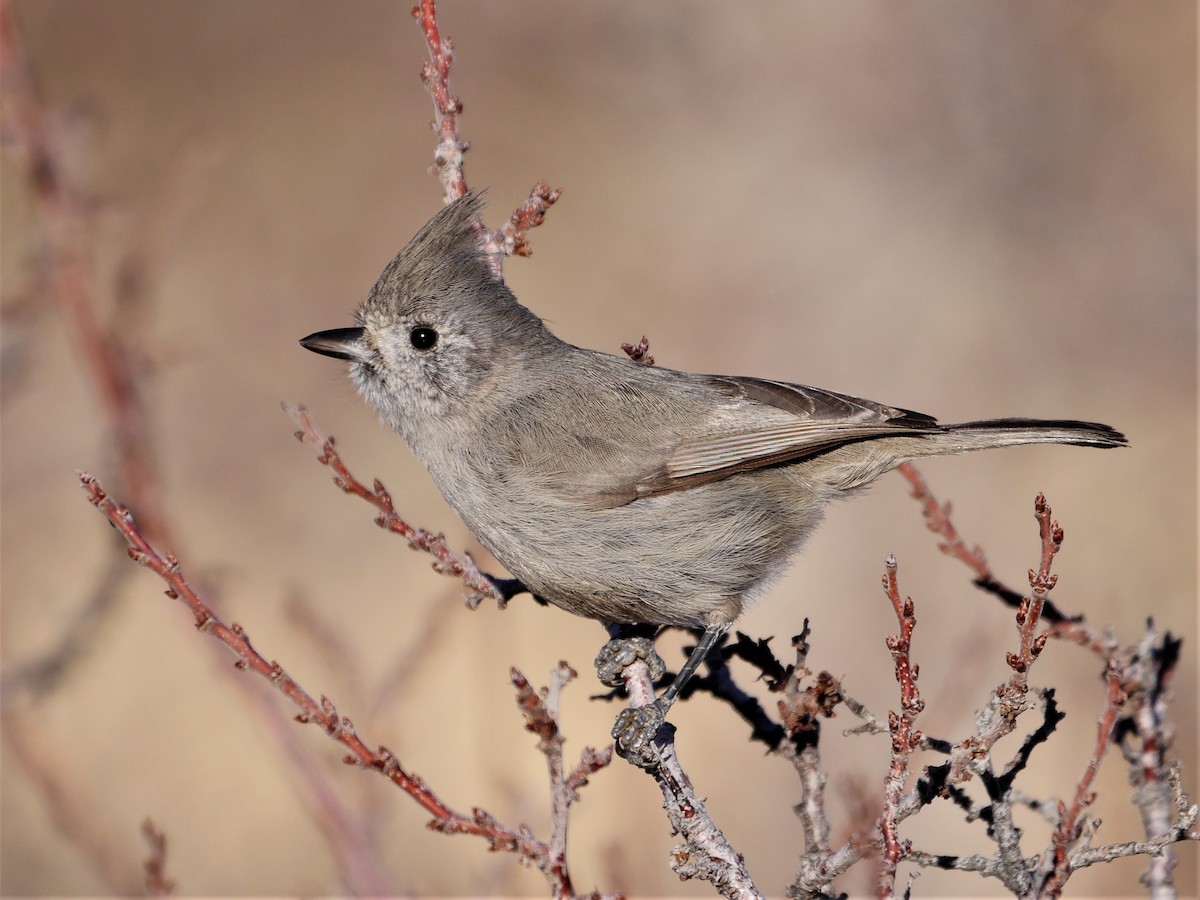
[612,698,669,768]
[594,636,666,687]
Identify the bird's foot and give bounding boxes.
[594,636,666,688]
[611,697,670,768]
[484,576,531,603]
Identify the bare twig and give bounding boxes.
[500,180,564,258]
[411,0,561,272]
[775,628,840,894]
[898,480,1198,893]
[621,335,655,366]
[285,403,505,609]
[1035,661,1125,897]
[78,471,608,892]
[413,0,467,204]
[897,463,1076,625]
[611,657,762,899]
[945,493,1059,784]
[512,662,613,899]
[878,556,924,899]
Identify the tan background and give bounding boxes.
[2,1,1195,896]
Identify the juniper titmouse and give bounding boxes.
[301,193,1125,763]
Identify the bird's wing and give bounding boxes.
[632,375,941,498]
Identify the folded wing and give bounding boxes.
[634,376,941,497]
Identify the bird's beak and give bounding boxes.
[299,327,370,362]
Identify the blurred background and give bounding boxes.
[1,1,1194,896]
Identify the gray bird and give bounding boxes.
[301,193,1125,764]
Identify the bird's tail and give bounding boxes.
[796,417,1125,494]
[937,418,1127,451]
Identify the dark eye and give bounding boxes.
[410,326,438,350]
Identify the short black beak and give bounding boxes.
[299,327,368,362]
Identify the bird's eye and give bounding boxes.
[410,326,438,351]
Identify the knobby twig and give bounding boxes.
[412,0,466,205]
[512,662,614,899]
[878,556,925,899]
[1035,661,1125,896]
[775,628,840,891]
[942,493,1054,784]
[897,463,1073,625]
[610,657,762,899]
[899,468,1198,894]
[621,335,655,366]
[78,471,611,896]
[285,403,504,609]
[412,0,561,273]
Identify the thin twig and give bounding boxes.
[1035,661,1125,897]
[411,0,561,271]
[78,471,591,889]
[512,662,613,899]
[878,556,924,899]
[285,403,505,609]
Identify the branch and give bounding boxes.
[512,663,613,899]
[609,657,762,899]
[894,484,1199,893]
[411,0,561,272]
[1035,661,1125,897]
[878,556,925,899]
[944,493,1060,784]
[897,463,1073,625]
[78,471,608,893]
[285,403,505,609]
[412,0,466,204]
[621,335,655,366]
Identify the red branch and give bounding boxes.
[412,0,466,204]
[896,463,990,583]
[946,494,1062,782]
[898,470,1197,890]
[285,403,504,609]
[77,471,573,883]
[500,180,564,257]
[1039,663,1125,897]
[411,0,561,271]
[878,556,924,899]
[1010,493,1060,670]
[621,335,655,366]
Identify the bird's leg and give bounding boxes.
[609,621,729,767]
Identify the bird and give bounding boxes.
[301,192,1126,763]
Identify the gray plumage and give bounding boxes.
[301,193,1125,757]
